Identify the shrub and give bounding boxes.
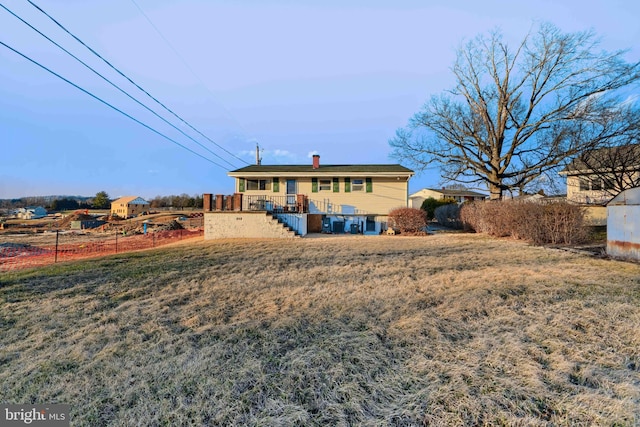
[420,197,457,220]
[460,200,510,236]
[388,207,428,234]
[434,203,463,229]
[460,200,588,245]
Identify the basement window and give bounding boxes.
[247,179,271,191]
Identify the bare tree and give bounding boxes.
[390,22,640,199]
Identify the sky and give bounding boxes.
[1,0,639,200]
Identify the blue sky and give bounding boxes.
[1,0,638,200]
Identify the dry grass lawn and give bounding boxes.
[1,234,639,426]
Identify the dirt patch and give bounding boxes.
[55,213,102,229]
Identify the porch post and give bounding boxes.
[233,193,243,211]
[203,193,213,212]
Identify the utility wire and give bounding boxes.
[0,39,229,170]
[130,0,247,137]
[26,0,250,166]
[0,2,238,169]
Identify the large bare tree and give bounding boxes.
[390,23,640,199]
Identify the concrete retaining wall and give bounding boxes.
[204,212,305,239]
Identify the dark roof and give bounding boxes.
[229,164,414,174]
[561,144,640,174]
[425,188,487,197]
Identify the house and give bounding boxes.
[560,144,640,205]
[16,206,47,220]
[110,196,149,218]
[607,187,640,261]
[204,154,414,238]
[409,188,486,209]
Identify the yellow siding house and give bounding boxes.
[225,155,414,234]
[110,196,149,218]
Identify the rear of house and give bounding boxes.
[205,155,414,237]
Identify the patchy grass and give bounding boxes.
[1,234,639,426]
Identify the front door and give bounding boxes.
[286,179,297,207]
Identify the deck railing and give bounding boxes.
[203,193,376,216]
[203,194,309,213]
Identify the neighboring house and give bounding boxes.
[205,155,414,237]
[110,196,149,218]
[409,188,486,209]
[560,144,640,205]
[16,206,47,220]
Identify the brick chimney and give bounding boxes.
[312,154,320,169]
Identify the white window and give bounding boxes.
[579,176,608,191]
[352,179,364,191]
[579,178,590,191]
[319,179,331,191]
[247,179,271,191]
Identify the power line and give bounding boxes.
[0,2,239,169]
[26,0,250,166]
[0,39,229,170]
[130,0,247,135]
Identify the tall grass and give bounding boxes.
[1,235,639,426]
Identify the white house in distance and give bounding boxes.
[204,154,414,238]
[409,187,487,209]
[15,206,47,220]
[559,144,640,205]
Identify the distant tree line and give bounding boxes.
[149,194,203,209]
[0,192,204,211]
[0,196,92,211]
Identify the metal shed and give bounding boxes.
[607,187,640,261]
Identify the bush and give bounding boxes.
[434,204,463,229]
[388,207,428,234]
[460,200,588,245]
[420,197,457,220]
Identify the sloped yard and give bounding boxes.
[1,234,639,425]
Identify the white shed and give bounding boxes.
[607,187,640,261]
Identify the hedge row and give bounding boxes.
[460,200,588,245]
